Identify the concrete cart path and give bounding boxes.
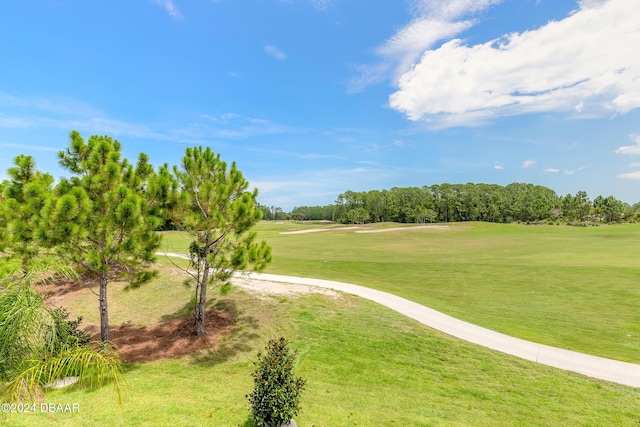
[161,252,640,387]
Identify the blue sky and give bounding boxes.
[1,0,639,210]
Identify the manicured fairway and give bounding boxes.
[162,222,640,363]
[4,268,639,426]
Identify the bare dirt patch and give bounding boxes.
[83,309,235,363]
[39,269,334,363]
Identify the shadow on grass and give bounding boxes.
[159,300,194,323]
[239,416,256,427]
[191,298,261,366]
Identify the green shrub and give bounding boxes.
[52,306,92,348]
[248,337,306,427]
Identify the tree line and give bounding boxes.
[290,183,640,224]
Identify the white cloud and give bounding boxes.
[0,92,302,145]
[0,109,164,141]
[406,0,503,21]
[349,0,502,93]
[578,0,609,9]
[617,171,640,180]
[198,113,303,139]
[152,0,183,20]
[348,63,390,94]
[494,164,503,170]
[389,0,640,126]
[523,159,536,168]
[376,19,472,82]
[0,91,102,117]
[246,147,347,161]
[615,134,640,155]
[393,139,414,148]
[312,0,336,10]
[264,45,287,60]
[0,142,59,152]
[564,165,590,175]
[630,162,640,167]
[544,168,560,173]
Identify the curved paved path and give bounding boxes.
[161,253,640,387]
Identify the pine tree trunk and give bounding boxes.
[195,277,208,336]
[100,274,110,342]
[195,233,211,336]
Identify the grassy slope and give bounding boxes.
[197,221,640,363]
[3,223,640,425]
[4,276,639,426]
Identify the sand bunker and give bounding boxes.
[231,275,338,298]
[280,226,361,234]
[355,225,450,233]
[281,225,449,234]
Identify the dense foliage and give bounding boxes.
[248,337,306,427]
[302,183,638,224]
[0,131,268,342]
[0,155,53,268]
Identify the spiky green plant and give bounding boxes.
[0,270,124,403]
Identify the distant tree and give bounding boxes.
[269,207,282,221]
[346,207,370,224]
[38,131,166,342]
[364,190,386,223]
[291,212,305,223]
[593,195,625,223]
[575,191,591,222]
[291,205,334,221]
[171,146,272,336]
[257,203,276,221]
[549,207,562,221]
[412,206,434,224]
[561,194,577,222]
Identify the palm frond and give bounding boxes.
[0,344,125,404]
[0,277,55,378]
[0,268,125,404]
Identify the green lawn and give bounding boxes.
[4,277,639,426]
[183,221,640,363]
[3,221,640,425]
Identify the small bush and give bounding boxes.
[52,306,92,348]
[248,337,306,427]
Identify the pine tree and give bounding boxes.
[171,146,271,336]
[39,131,168,342]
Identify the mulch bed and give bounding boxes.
[38,271,236,363]
[83,310,235,362]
